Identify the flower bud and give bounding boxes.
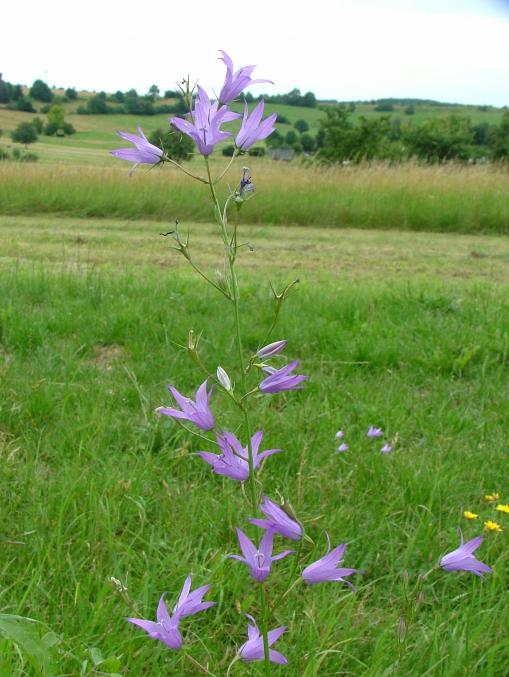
[216,366,232,391]
[256,340,287,359]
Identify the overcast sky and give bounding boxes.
[2,0,509,105]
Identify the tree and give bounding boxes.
[300,132,316,152]
[285,130,298,145]
[489,111,509,160]
[317,106,391,163]
[112,90,125,103]
[148,84,160,99]
[302,91,316,108]
[65,87,78,100]
[14,97,35,112]
[11,122,38,148]
[148,128,194,161]
[47,104,65,129]
[29,79,53,102]
[294,119,309,133]
[405,104,415,115]
[403,115,473,161]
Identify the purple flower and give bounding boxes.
[236,100,277,151]
[256,339,287,359]
[440,533,492,579]
[110,126,163,173]
[367,426,383,438]
[198,430,282,481]
[156,379,214,431]
[228,528,294,582]
[170,85,239,156]
[337,443,348,453]
[381,443,393,454]
[127,576,214,650]
[249,496,302,541]
[259,360,307,394]
[218,50,273,105]
[238,614,288,665]
[335,430,344,439]
[302,535,362,588]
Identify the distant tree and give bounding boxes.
[285,130,298,145]
[300,132,316,152]
[472,121,492,146]
[248,146,265,157]
[374,101,394,112]
[294,119,309,133]
[148,127,194,161]
[389,117,402,140]
[276,114,290,124]
[29,79,53,102]
[83,93,109,114]
[45,104,75,135]
[65,87,78,100]
[148,84,160,99]
[11,121,38,148]
[403,115,473,161]
[266,129,283,148]
[11,84,23,101]
[302,91,316,108]
[405,104,415,115]
[32,117,44,133]
[244,92,254,103]
[489,111,509,160]
[347,102,356,112]
[14,97,35,112]
[164,89,179,99]
[221,144,235,157]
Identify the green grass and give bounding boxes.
[0,217,508,675]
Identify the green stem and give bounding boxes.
[260,585,271,676]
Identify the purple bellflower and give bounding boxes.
[218,50,273,105]
[198,430,282,481]
[335,430,344,439]
[228,528,294,582]
[440,533,492,579]
[256,339,287,359]
[337,443,348,453]
[367,426,383,438]
[238,614,288,665]
[236,100,277,151]
[381,443,393,454]
[156,378,214,431]
[110,126,163,173]
[302,535,362,589]
[170,85,239,156]
[127,576,214,650]
[259,360,307,394]
[249,496,302,541]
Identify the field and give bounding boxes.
[1,212,508,675]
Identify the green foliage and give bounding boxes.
[403,115,474,161]
[0,614,59,675]
[300,132,316,152]
[489,111,509,160]
[405,104,416,115]
[32,117,44,133]
[294,118,309,133]
[261,88,317,108]
[247,146,265,156]
[374,101,394,112]
[29,79,53,103]
[11,97,35,112]
[64,87,78,100]
[77,92,110,114]
[47,104,65,128]
[147,127,194,161]
[11,121,38,147]
[317,106,391,163]
[148,84,160,99]
[285,130,298,145]
[0,148,9,160]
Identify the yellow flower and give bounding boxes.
[496,504,509,514]
[463,510,478,520]
[484,493,500,502]
[484,520,503,532]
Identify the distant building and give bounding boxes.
[268,148,295,162]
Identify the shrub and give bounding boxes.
[300,133,316,152]
[221,144,236,157]
[247,146,265,157]
[32,117,44,133]
[403,115,473,162]
[294,119,309,133]
[65,87,78,100]
[0,148,9,160]
[13,97,35,113]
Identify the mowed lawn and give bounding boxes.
[1,216,508,675]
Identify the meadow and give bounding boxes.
[0,213,508,675]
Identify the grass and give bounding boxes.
[1,161,509,234]
[0,216,508,675]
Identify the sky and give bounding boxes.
[1,0,509,106]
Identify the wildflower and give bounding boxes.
[259,360,307,394]
[228,528,293,582]
[170,85,239,156]
[496,504,509,514]
[484,493,500,502]
[156,378,214,431]
[127,576,214,650]
[249,496,302,541]
[235,99,277,151]
[335,430,344,439]
[238,614,288,665]
[216,366,231,391]
[463,511,478,520]
[337,443,348,453]
[218,50,273,105]
[440,533,492,578]
[256,339,287,359]
[198,430,281,481]
[110,126,163,173]
[484,520,503,532]
[302,535,362,588]
[380,444,393,454]
[367,426,383,438]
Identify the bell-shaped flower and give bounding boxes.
[259,360,307,394]
[172,575,215,618]
[110,126,163,173]
[198,430,281,481]
[170,85,239,156]
[218,50,273,105]
[367,426,383,438]
[249,496,302,541]
[256,340,287,359]
[302,535,362,589]
[156,379,214,431]
[440,533,492,579]
[228,528,294,582]
[238,614,288,665]
[235,100,277,151]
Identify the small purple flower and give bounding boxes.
[228,528,294,582]
[238,614,288,665]
[110,126,163,173]
[156,379,214,431]
[256,339,287,359]
[367,426,383,438]
[337,443,348,453]
[259,360,307,394]
[249,496,302,541]
[198,430,282,481]
[127,576,214,650]
[218,50,273,105]
[170,85,239,156]
[335,430,344,439]
[381,443,393,454]
[440,533,492,579]
[302,535,362,589]
[236,99,277,151]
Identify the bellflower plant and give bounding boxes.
[156,379,214,431]
[249,496,302,541]
[110,126,164,173]
[259,360,307,394]
[236,100,278,151]
[228,528,294,582]
[238,614,288,665]
[302,536,363,589]
[218,50,273,104]
[440,533,492,579]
